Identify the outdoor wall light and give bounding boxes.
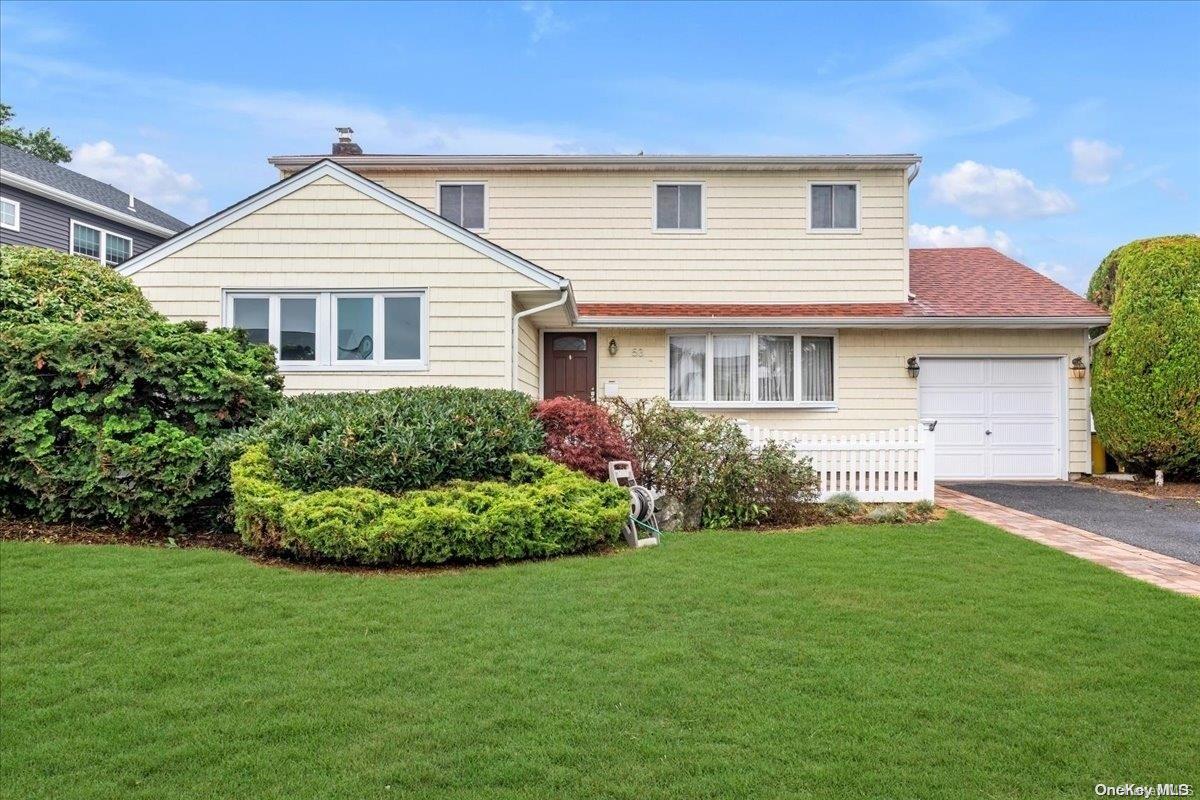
[906,356,920,379]
[1070,356,1086,379]
[608,338,619,356]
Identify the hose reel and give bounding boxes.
[607,461,662,548]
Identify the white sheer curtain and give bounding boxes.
[669,336,706,401]
[713,335,750,402]
[757,335,794,401]
[801,337,834,401]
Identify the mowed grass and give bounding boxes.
[2,513,1197,800]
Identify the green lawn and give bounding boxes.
[2,513,1197,800]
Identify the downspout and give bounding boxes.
[511,287,570,391]
[906,163,921,184]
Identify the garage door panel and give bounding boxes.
[937,452,989,480]
[990,420,1058,446]
[921,359,988,386]
[919,389,987,417]
[936,420,989,446]
[990,451,1059,479]
[990,358,1058,384]
[991,389,1058,415]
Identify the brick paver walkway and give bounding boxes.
[937,486,1200,597]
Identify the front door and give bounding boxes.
[544,332,597,402]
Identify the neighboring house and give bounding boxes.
[0,143,188,265]
[117,132,1109,481]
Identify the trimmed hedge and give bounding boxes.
[1088,235,1200,478]
[232,444,629,565]
[0,245,163,328]
[238,387,545,494]
[0,319,282,526]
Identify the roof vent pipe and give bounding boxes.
[128,193,136,210]
[333,127,363,156]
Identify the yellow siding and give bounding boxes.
[130,176,541,394]
[515,311,540,397]
[320,169,908,304]
[595,327,1092,474]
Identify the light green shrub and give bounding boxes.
[866,504,908,524]
[824,493,862,518]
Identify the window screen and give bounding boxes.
[439,184,486,229]
[656,184,703,229]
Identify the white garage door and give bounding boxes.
[918,358,1064,480]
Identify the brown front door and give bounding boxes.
[544,332,597,402]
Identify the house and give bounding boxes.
[0,143,188,265]
[116,131,1109,482]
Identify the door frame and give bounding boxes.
[917,354,1069,481]
[540,329,599,401]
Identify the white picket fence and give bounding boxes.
[737,419,937,502]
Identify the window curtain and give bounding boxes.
[669,336,706,401]
[801,337,834,401]
[757,335,794,401]
[713,336,750,402]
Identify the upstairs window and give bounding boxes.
[654,183,704,231]
[438,183,486,230]
[668,332,835,407]
[71,221,134,266]
[809,183,858,231]
[0,198,19,231]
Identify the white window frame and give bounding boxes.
[222,289,429,372]
[435,181,488,232]
[665,330,837,409]
[652,181,707,233]
[806,180,861,234]
[70,219,134,266]
[0,197,19,231]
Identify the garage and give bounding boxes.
[918,357,1065,480]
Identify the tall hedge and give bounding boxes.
[0,320,283,527]
[0,245,163,327]
[237,387,545,494]
[1088,235,1200,478]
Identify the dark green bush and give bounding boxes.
[232,444,628,565]
[0,245,163,327]
[607,398,819,529]
[238,387,545,494]
[0,319,282,527]
[1088,235,1200,478]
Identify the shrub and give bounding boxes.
[1088,235,1200,478]
[912,499,937,518]
[237,387,544,494]
[607,398,819,529]
[0,245,163,328]
[0,319,282,527]
[232,445,629,565]
[866,504,908,524]
[534,395,637,480]
[824,493,862,518]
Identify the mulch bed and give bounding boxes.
[1078,475,1200,501]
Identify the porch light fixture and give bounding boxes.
[1070,356,1086,379]
[608,338,619,356]
[906,356,920,379]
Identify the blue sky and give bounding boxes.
[2,0,1197,292]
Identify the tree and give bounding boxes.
[1088,235,1200,479]
[0,103,72,164]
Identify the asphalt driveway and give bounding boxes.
[942,481,1200,565]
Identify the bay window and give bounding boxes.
[226,290,426,369]
[667,332,834,406]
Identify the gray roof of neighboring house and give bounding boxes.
[0,143,190,233]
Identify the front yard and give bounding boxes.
[2,514,1197,799]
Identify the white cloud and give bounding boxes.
[1153,177,1190,202]
[519,1,570,43]
[929,161,1076,219]
[909,223,1016,255]
[72,141,206,219]
[1069,138,1122,185]
[1035,261,1070,279]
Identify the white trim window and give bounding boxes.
[668,332,835,407]
[654,182,705,231]
[437,183,487,231]
[225,290,427,370]
[71,220,133,266]
[808,182,859,231]
[0,197,19,231]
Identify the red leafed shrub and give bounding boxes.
[533,396,636,480]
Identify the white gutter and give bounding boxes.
[511,289,570,390]
[575,315,1111,329]
[0,170,181,237]
[269,153,923,172]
